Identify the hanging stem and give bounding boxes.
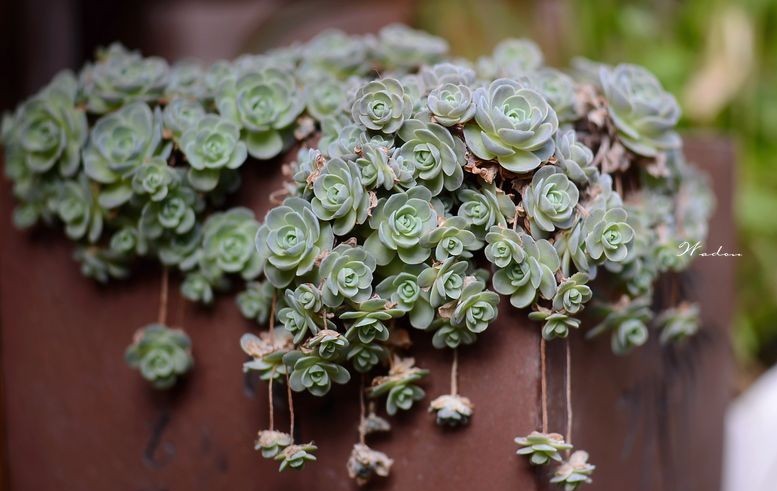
[286,373,295,440]
[268,372,275,431]
[565,338,573,451]
[157,267,169,325]
[540,336,548,434]
[450,348,459,396]
[358,374,366,445]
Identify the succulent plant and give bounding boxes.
[515,431,572,465]
[341,298,402,344]
[375,271,434,329]
[162,98,205,140]
[241,329,293,381]
[80,43,169,113]
[426,83,476,127]
[275,443,318,472]
[600,64,681,157]
[375,24,448,70]
[464,78,558,173]
[418,258,469,307]
[583,208,635,264]
[216,67,304,159]
[529,310,582,340]
[255,430,292,459]
[181,272,214,304]
[236,281,275,324]
[350,78,413,134]
[364,186,437,265]
[200,207,261,280]
[125,323,193,389]
[432,320,478,349]
[284,351,350,397]
[278,284,330,344]
[347,343,387,373]
[450,280,500,333]
[301,29,370,78]
[83,102,168,208]
[397,119,465,195]
[531,68,579,124]
[139,185,200,240]
[456,182,515,237]
[73,246,130,283]
[421,216,480,261]
[256,197,334,288]
[492,233,560,308]
[180,114,247,191]
[305,329,349,360]
[317,244,376,308]
[553,273,592,314]
[368,357,428,415]
[347,443,394,486]
[353,143,395,191]
[131,157,178,201]
[429,394,474,427]
[310,157,371,235]
[57,176,103,242]
[522,165,580,236]
[554,129,597,186]
[587,296,652,355]
[657,302,700,344]
[550,451,596,490]
[1,71,86,177]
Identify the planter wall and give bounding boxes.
[0,136,734,490]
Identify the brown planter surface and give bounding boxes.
[0,135,734,490]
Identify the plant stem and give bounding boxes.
[158,267,169,325]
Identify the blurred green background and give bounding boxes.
[415,0,777,374]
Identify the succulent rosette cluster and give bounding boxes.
[2,25,714,486]
[124,324,193,389]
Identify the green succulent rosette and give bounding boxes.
[303,75,349,121]
[456,182,515,238]
[301,29,370,78]
[347,343,387,373]
[396,119,465,195]
[449,280,500,334]
[657,302,700,344]
[181,272,214,305]
[1,71,86,178]
[255,430,292,459]
[236,280,275,324]
[162,98,206,140]
[364,186,437,265]
[426,83,476,127]
[353,143,395,191]
[73,246,130,283]
[278,283,331,343]
[429,394,474,427]
[256,197,334,288]
[284,350,351,397]
[216,66,304,159]
[515,431,572,466]
[305,329,349,361]
[350,78,413,134]
[421,216,480,261]
[582,208,635,264]
[464,78,558,173]
[125,323,193,389]
[375,271,434,329]
[550,450,596,491]
[587,296,652,355]
[479,38,543,78]
[57,175,103,242]
[531,68,579,123]
[600,64,681,157]
[522,165,580,235]
[432,319,478,349]
[485,226,526,268]
[180,114,247,192]
[83,102,169,208]
[199,207,261,281]
[418,258,469,308]
[552,272,592,314]
[275,443,318,472]
[317,244,376,308]
[139,185,201,240]
[310,157,371,235]
[491,231,559,308]
[341,298,402,344]
[80,43,169,113]
[130,157,178,202]
[375,24,448,71]
[165,60,207,100]
[368,357,429,415]
[529,309,582,340]
[554,129,597,186]
[241,330,293,381]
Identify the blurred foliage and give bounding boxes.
[418,0,777,367]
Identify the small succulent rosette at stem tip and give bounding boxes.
[550,450,595,490]
[428,394,474,427]
[275,442,318,472]
[514,431,572,465]
[124,323,192,389]
[347,443,394,486]
[255,430,292,459]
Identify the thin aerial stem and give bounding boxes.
[286,373,295,441]
[268,374,275,431]
[451,348,459,396]
[358,374,366,445]
[566,338,573,451]
[540,336,548,434]
[157,267,169,325]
